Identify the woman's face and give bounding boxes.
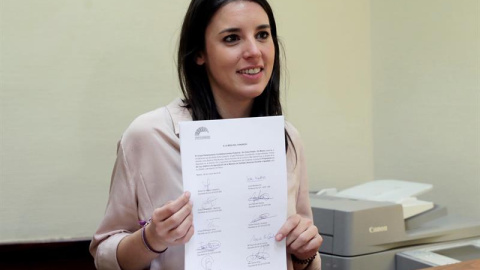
[196,1,275,111]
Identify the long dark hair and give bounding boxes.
[177,0,295,155]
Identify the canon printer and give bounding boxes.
[310,180,480,270]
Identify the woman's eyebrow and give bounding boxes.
[218,24,271,35]
[257,24,271,30]
[219,27,241,35]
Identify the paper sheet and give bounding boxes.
[180,116,287,270]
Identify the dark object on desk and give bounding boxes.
[0,240,95,270]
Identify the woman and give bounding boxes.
[90,0,322,269]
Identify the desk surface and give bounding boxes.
[421,259,480,270]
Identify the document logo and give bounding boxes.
[195,127,210,140]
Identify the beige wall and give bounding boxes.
[1,0,477,243]
[1,0,190,243]
[272,0,374,192]
[371,0,480,218]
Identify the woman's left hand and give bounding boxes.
[275,214,322,261]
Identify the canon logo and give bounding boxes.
[369,226,388,233]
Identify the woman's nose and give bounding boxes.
[242,39,261,59]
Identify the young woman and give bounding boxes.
[90,0,322,269]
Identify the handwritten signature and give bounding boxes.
[247,176,266,182]
[197,240,221,252]
[206,218,220,229]
[246,247,270,263]
[250,213,276,223]
[201,255,214,270]
[201,196,218,210]
[248,190,272,202]
[250,233,275,243]
[202,179,212,191]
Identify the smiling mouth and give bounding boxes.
[238,68,263,75]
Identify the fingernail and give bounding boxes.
[275,234,283,241]
[185,191,191,198]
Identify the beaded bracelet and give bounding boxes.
[291,252,317,265]
[139,218,168,254]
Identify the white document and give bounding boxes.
[180,116,287,270]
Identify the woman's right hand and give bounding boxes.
[145,191,195,251]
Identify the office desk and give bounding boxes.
[420,259,480,270]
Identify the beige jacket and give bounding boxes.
[90,98,319,270]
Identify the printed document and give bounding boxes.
[180,116,287,270]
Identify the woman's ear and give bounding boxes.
[196,52,205,65]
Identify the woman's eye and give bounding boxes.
[223,34,240,43]
[256,31,270,40]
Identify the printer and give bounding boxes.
[310,180,480,270]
